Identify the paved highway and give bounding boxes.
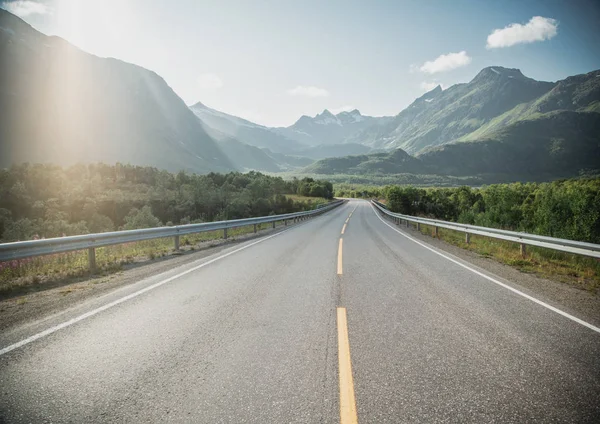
[1,200,599,423]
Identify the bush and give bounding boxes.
[0,164,334,241]
[123,206,162,230]
[384,179,600,243]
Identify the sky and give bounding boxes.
[2,0,600,127]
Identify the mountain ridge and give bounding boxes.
[348,66,558,153]
[305,108,600,180]
[0,8,234,173]
[273,109,393,146]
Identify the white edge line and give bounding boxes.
[370,203,600,335]
[0,225,299,357]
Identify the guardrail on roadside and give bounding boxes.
[0,200,345,271]
[371,200,600,259]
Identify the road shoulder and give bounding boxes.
[0,226,286,334]
[373,208,600,328]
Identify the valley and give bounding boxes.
[1,8,599,185]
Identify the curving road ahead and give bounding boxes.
[1,200,599,423]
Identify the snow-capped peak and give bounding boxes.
[337,109,364,123]
[314,109,341,125]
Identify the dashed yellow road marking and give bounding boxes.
[341,223,347,234]
[337,238,343,275]
[337,307,358,424]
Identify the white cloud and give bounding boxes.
[409,64,420,73]
[197,73,223,90]
[330,105,355,114]
[487,16,558,49]
[287,85,330,97]
[2,0,50,17]
[419,51,471,74]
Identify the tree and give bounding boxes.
[88,213,115,233]
[123,206,162,230]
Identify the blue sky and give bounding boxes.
[3,0,600,126]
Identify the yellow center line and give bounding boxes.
[337,238,343,275]
[341,223,347,234]
[337,307,358,424]
[345,218,349,224]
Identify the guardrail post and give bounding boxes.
[285,219,288,226]
[406,220,409,228]
[417,222,421,231]
[254,224,257,233]
[434,226,439,238]
[273,221,276,229]
[465,233,471,244]
[88,247,96,274]
[520,243,527,257]
[224,228,228,239]
[174,235,180,251]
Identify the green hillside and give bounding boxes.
[304,111,600,181]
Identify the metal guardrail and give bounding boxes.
[372,200,600,259]
[0,200,345,270]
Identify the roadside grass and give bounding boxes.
[0,222,281,299]
[409,222,600,293]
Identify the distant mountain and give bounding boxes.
[305,148,425,175]
[190,103,380,162]
[260,149,315,168]
[273,109,392,146]
[305,110,600,180]
[194,111,315,171]
[0,9,234,173]
[190,102,304,154]
[216,138,283,172]
[459,69,600,141]
[351,66,556,153]
[419,110,600,177]
[297,142,374,160]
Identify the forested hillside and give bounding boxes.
[0,164,333,242]
[362,179,600,244]
[418,111,600,177]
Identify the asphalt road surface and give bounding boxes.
[1,200,599,423]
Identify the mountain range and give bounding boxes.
[308,68,600,178]
[1,8,598,181]
[273,109,392,147]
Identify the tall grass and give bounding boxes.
[412,222,600,292]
